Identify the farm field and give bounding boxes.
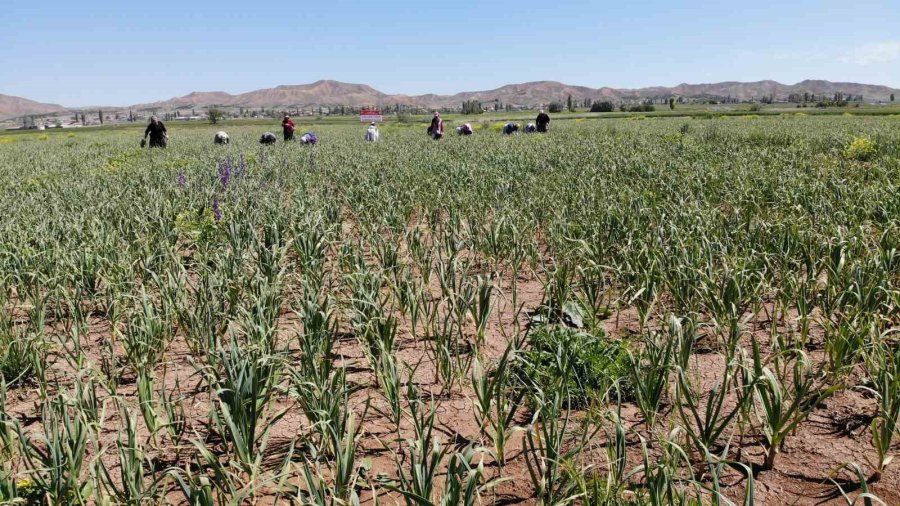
[0,115,899,505]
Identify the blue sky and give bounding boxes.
[2,0,898,106]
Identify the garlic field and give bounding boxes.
[0,115,898,505]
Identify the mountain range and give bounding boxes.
[3,79,899,119]
[0,94,68,120]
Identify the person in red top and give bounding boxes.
[282,114,295,141]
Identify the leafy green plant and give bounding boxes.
[518,326,629,407]
[844,136,876,161]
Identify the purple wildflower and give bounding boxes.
[237,153,246,177]
[218,160,231,188]
[212,196,222,221]
[177,171,186,188]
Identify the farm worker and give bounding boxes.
[456,123,473,135]
[536,109,550,133]
[300,132,318,145]
[427,111,444,140]
[282,114,295,141]
[365,122,379,142]
[260,132,278,145]
[524,123,537,133]
[143,116,168,148]
[502,123,519,135]
[214,131,229,144]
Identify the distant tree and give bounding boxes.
[98,109,104,124]
[128,110,134,122]
[891,93,895,102]
[81,112,86,126]
[548,102,564,113]
[462,100,483,114]
[207,107,223,124]
[668,97,675,110]
[590,101,614,113]
[566,94,575,112]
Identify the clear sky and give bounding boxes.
[2,0,898,107]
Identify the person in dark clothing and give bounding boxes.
[143,116,168,148]
[427,111,444,140]
[282,114,295,141]
[536,109,550,133]
[260,132,278,145]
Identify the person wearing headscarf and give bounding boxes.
[536,109,551,133]
[456,123,473,135]
[282,114,295,141]
[143,116,168,148]
[427,111,444,140]
[365,121,380,142]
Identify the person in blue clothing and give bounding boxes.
[502,122,519,135]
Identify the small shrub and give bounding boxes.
[174,206,221,244]
[517,327,630,406]
[590,101,614,113]
[844,136,876,161]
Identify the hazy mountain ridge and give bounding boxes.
[3,79,899,119]
[0,94,68,120]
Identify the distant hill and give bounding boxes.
[3,79,899,119]
[126,79,900,111]
[134,81,393,110]
[0,94,67,120]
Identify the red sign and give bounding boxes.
[360,108,383,122]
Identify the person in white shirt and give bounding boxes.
[365,121,380,142]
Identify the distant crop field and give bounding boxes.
[0,115,898,504]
